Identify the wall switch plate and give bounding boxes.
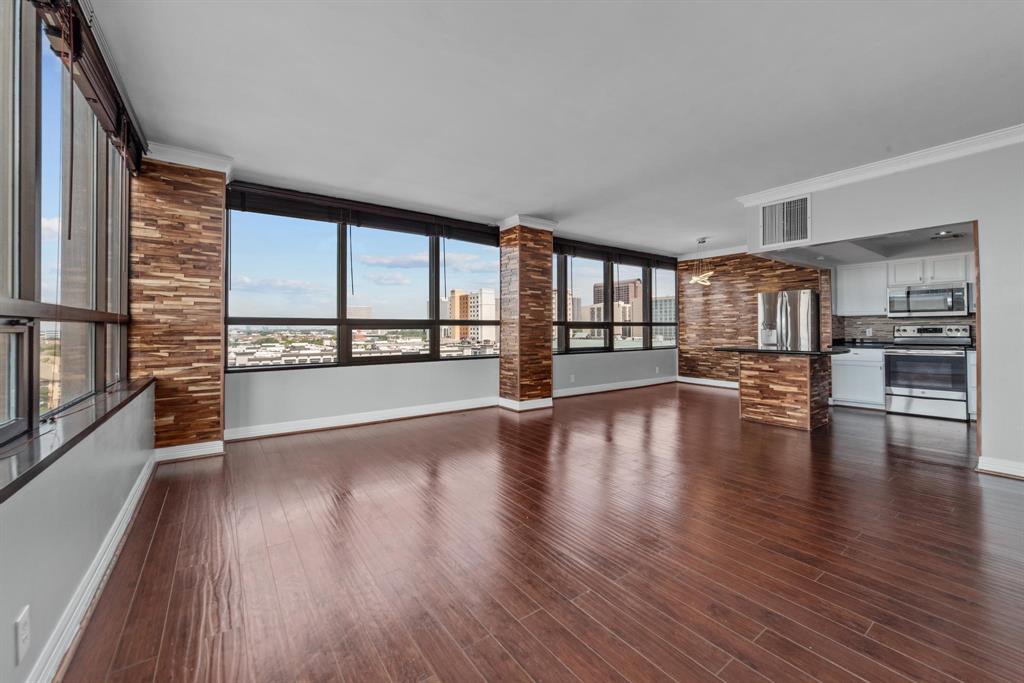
[569,373,575,383]
[15,605,30,665]
[655,366,660,374]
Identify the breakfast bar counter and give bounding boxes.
[714,347,850,430]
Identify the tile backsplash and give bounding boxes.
[836,314,976,342]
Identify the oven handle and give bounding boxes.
[884,349,966,357]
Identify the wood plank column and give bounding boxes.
[498,215,555,411]
[129,158,227,454]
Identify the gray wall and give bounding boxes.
[226,348,681,435]
[553,348,677,395]
[746,143,1024,474]
[225,358,500,436]
[0,385,154,682]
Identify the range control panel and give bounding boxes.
[893,325,972,338]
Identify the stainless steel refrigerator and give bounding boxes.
[757,289,820,351]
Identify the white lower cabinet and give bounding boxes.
[831,349,885,409]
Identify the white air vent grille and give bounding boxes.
[761,196,809,246]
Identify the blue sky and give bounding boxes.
[228,211,499,319]
[39,29,62,303]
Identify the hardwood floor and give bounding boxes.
[61,383,1023,682]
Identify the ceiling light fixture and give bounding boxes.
[689,237,713,286]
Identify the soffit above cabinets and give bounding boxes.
[763,222,974,267]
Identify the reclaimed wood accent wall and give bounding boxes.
[499,225,553,402]
[129,159,226,448]
[738,353,831,430]
[677,253,832,382]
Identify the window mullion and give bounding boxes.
[428,234,440,360]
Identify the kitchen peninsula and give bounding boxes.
[714,346,850,430]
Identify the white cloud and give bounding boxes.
[359,252,429,268]
[367,272,411,286]
[41,216,61,240]
[231,275,329,293]
[443,252,497,273]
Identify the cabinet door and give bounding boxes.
[831,361,885,407]
[888,259,924,285]
[836,263,888,315]
[928,254,967,283]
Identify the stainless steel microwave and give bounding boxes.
[887,281,971,318]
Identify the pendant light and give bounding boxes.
[689,237,714,286]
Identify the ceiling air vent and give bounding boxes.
[761,196,809,247]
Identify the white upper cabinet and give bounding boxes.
[835,262,888,315]
[887,253,970,286]
[888,258,925,285]
[927,254,968,283]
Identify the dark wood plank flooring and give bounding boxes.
[61,384,1023,682]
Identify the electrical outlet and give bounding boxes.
[655,366,660,374]
[864,327,874,337]
[569,373,575,383]
[15,605,30,665]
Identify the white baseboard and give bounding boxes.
[224,397,499,440]
[154,440,225,462]
[497,397,553,412]
[553,376,674,398]
[27,453,156,683]
[976,457,1024,479]
[677,376,739,390]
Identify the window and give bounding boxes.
[39,321,93,415]
[224,184,500,371]
[106,143,126,313]
[552,245,676,354]
[439,237,499,357]
[611,263,644,349]
[0,2,14,299]
[0,322,26,442]
[0,13,132,445]
[351,327,430,360]
[229,212,337,317]
[228,325,337,368]
[652,267,677,348]
[348,226,429,319]
[569,256,605,323]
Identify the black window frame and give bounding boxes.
[224,182,501,372]
[0,4,132,447]
[552,238,677,355]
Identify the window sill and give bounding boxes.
[225,354,500,373]
[0,377,155,505]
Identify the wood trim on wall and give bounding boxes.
[129,159,226,448]
[677,253,832,382]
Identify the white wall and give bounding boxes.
[0,385,155,683]
[554,348,677,396]
[225,358,499,439]
[746,143,1024,476]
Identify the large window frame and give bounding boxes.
[225,182,501,372]
[552,238,677,355]
[0,5,131,446]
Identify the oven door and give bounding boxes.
[888,283,969,318]
[884,349,967,400]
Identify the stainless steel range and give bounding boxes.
[884,324,972,421]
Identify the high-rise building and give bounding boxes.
[445,288,497,342]
[552,289,582,321]
[651,295,675,323]
[593,278,642,307]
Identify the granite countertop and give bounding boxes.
[713,346,851,356]
[831,338,890,348]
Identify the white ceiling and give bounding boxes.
[91,0,1024,255]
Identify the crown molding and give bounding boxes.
[499,214,558,232]
[146,142,234,178]
[678,244,747,260]
[736,124,1024,208]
